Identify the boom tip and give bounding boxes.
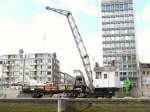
[46,6,50,10]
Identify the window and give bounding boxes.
[128,3,133,9]
[123,72,127,76]
[25,72,29,75]
[116,43,119,48]
[48,59,51,63]
[116,36,119,41]
[41,71,47,76]
[112,43,115,48]
[125,43,129,47]
[130,43,134,47]
[95,72,101,79]
[104,74,107,79]
[102,37,105,41]
[30,71,35,76]
[129,72,132,76]
[106,5,111,11]
[43,59,47,64]
[133,72,137,76]
[111,30,114,35]
[102,5,105,11]
[121,43,125,47]
[47,71,51,75]
[96,74,99,79]
[127,56,131,62]
[48,66,51,69]
[42,65,47,69]
[124,3,128,10]
[115,4,119,10]
[103,44,106,48]
[43,54,48,57]
[103,57,107,62]
[48,77,51,81]
[110,4,114,10]
[123,65,127,70]
[147,71,149,75]
[119,4,123,9]
[37,54,42,58]
[116,57,121,62]
[115,72,118,77]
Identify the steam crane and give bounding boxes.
[46,6,93,94]
[21,7,120,98]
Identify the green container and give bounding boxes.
[123,80,132,96]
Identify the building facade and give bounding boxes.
[60,72,75,84]
[140,63,150,80]
[0,51,60,85]
[101,0,138,81]
[140,63,150,96]
[93,63,120,88]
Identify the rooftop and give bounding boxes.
[101,0,132,3]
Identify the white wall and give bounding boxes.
[93,71,120,88]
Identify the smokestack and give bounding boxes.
[19,49,24,58]
[95,62,99,67]
[112,60,115,67]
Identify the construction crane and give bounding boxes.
[46,6,93,90]
[21,7,121,98]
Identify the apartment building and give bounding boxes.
[0,50,60,85]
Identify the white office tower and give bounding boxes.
[101,0,138,81]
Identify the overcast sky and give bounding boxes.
[0,0,150,76]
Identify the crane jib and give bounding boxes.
[46,6,93,89]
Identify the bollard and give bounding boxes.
[58,99,65,112]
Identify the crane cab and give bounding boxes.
[93,63,121,98]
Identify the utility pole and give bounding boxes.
[58,99,65,112]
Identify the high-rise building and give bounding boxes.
[101,0,138,81]
[0,51,60,85]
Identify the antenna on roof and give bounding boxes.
[42,34,47,52]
